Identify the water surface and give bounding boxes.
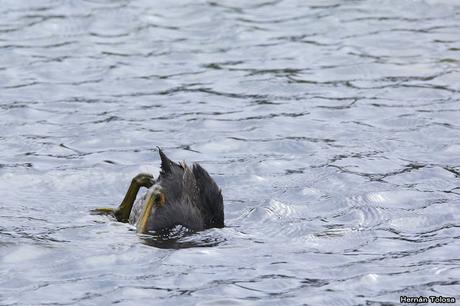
[1,0,460,305]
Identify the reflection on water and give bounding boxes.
[1,0,460,304]
[139,226,226,249]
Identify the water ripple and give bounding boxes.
[1,0,459,305]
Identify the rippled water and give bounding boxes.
[1,0,460,305]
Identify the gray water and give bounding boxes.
[1,0,460,305]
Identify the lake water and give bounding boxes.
[1,0,460,305]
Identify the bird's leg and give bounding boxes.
[114,173,154,222]
[91,173,154,222]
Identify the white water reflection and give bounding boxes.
[1,0,460,305]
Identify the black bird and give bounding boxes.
[93,149,224,233]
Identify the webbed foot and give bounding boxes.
[90,207,116,216]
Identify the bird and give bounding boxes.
[92,148,224,234]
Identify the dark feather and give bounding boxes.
[158,147,182,176]
[192,163,224,228]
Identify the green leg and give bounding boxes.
[91,173,154,222]
[114,173,154,222]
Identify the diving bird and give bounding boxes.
[93,149,224,233]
